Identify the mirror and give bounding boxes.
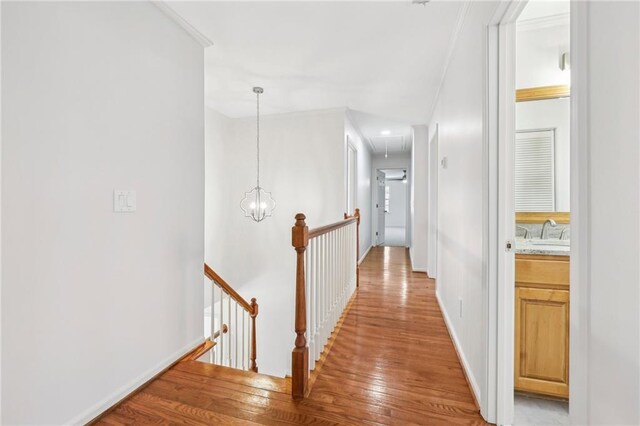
[515,85,570,216]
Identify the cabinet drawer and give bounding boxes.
[516,255,569,288]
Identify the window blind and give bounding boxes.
[515,129,555,212]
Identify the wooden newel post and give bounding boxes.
[291,213,309,400]
[250,298,259,373]
[355,208,360,288]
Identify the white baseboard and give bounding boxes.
[409,249,428,272]
[435,290,481,407]
[359,244,373,264]
[67,336,205,425]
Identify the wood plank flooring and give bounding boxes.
[96,247,488,425]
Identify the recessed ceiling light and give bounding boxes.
[381,130,391,136]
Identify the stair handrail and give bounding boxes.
[204,263,259,372]
[204,264,255,313]
[291,209,360,399]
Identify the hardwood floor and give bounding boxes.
[96,247,488,425]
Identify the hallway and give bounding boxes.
[97,247,486,425]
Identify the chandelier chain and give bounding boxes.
[256,89,260,188]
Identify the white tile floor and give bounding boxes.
[514,394,569,426]
[384,226,406,247]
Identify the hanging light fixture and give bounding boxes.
[240,87,275,222]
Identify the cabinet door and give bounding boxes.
[515,287,569,398]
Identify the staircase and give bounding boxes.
[93,211,362,424]
[94,212,489,425]
[197,210,361,400]
[200,263,258,372]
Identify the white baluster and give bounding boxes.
[308,239,313,368]
[219,287,224,365]
[234,302,238,368]
[315,236,320,362]
[321,233,327,356]
[241,308,245,370]
[227,293,231,367]
[304,244,313,368]
[214,280,216,364]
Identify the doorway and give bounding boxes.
[485,0,581,425]
[428,125,438,278]
[375,168,408,247]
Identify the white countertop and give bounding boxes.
[515,238,570,256]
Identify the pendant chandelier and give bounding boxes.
[240,87,276,222]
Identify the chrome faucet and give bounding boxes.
[540,219,558,239]
[559,227,570,240]
[516,225,531,239]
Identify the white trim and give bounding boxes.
[346,109,376,153]
[0,3,3,421]
[152,1,213,47]
[345,137,358,214]
[358,244,373,265]
[484,2,528,425]
[517,13,569,32]
[409,249,427,273]
[568,2,590,423]
[436,290,481,405]
[66,337,205,425]
[486,2,589,425]
[427,124,439,280]
[236,106,346,120]
[427,0,472,122]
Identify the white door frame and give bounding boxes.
[375,169,386,246]
[345,137,358,214]
[485,1,589,425]
[428,125,439,278]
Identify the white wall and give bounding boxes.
[426,1,500,407]
[204,109,232,315]
[345,113,373,260]
[386,180,407,228]
[516,19,570,89]
[205,108,346,377]
[577,2,640,424]
[411,125,428,272]
[372,152,412,248]
[1,2,204,424]
[516,98,570,211]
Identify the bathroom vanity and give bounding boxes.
[514,242,570,399]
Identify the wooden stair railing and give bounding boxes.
[291,209,360,399]
[204,263,258,372]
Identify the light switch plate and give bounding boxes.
[114,190,136,212]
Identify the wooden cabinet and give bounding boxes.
[515,254,569,399]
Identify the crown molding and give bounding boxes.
[345,108,376,153]
[152,1,213,48]
[517,13,569,32]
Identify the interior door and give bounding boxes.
[376,170,386,245]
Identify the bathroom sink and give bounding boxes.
[529,239,570,247]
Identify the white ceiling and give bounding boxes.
[519,0,569,22]
[167,1,466,146]
[348,110,411,154]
